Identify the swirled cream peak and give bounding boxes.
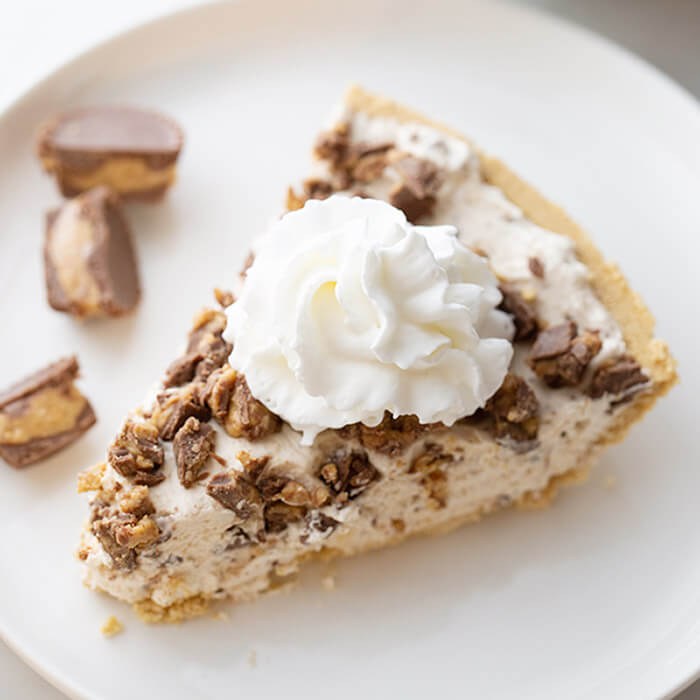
[225,196,514,444]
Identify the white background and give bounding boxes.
[1,1,698,697]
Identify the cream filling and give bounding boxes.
[81,386,609,607]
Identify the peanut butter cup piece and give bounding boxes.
[392,154,441,198]
[589,356,647,398]
[484,373,539,443]
[37,105,183,200]
[528,322,602,387]
[389,183,436,223]
[499,283,538,340]
[0,357,96,468]
[173,417,216,488]
[108,418,164,486]
[530,321,577,360]
[207,471,263,520]
[44,186,140,318]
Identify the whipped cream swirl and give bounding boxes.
[225,196,514,444]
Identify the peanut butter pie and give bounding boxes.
[76,86,677,622]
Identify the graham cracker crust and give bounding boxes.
[133,595,210,623]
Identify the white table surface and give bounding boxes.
[1,0,699,697]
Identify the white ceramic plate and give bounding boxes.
[1,1,699,698]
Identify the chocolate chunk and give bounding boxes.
[303,178,334,200]
[207,471,263,520]
[318,448,378,501]
[113,515,159,548]
[529,321,577,360]
[352,141,393,159]
[312,126,394,191]
[155,386,211,441]
[256,473,290,501]
[484,373,539,442]
[173,417,216,488]
[304,511,339,537]
[287,177,338,211]
[313,127,393,190]
[234,452,313,510]
[0,356,96,468]
[118,485,155,518]
[132,470,166,487]
[313,126,350,168]
[352,152,388,183]
[163,352,204,389]
[203,370,281,441]
[37,106,183,200]
[236,451,270,482]
[256,472,311,507]
[163,352,204,388]
[528,257,545,278]
[224,525,251,551]
[201,367,237,422]
[392,154,441,198]
[569,332,603,368]
[44,186,140,318]
[263,502,307,534]
[589,357,647,399]
[529,323,602,387]
[108,419,164,485]
[186,309,232,370]
[486,373,539,424]
[389,183,436,223]
[162,310,231,390]
[343,412,441,456]
[499,283,538,341]
[91,502,159,569]
[92,516,137,570]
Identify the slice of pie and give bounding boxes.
[77,86,677,622]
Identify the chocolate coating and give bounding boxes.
[39,106,183,164]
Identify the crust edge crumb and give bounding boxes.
[100,615,123,637]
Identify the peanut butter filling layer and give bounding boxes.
[0,385,89,444]
[42,156,176,196]
[47,201,102,314]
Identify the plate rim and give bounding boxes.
[1,2,699,699]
